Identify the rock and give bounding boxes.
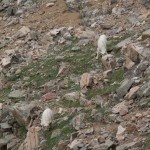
[116,142,136,150]
[142,29,150,40]
[91,95,104,107]
[55,56,64,62]
[1,57,12,68]
[125,86,140,99]
[56,62,69,77]
[9,101,39,126]
[50,28,61,36]
[8,90,25,98]
[138,82,150,97]
[0,122,12,131]
[102,69,112,78]
[54,140,69,150]
[72,113,85,130]
[112,101,128,116]
[68,139,84,149]
[18,126,42,150]
[63,92,80,102]
[101,54,116,70]
[94,112,104,122]
[124,57,135,69]
[116,125,126,141]
[42,92,58,101]
[46,3,54,7]
[80,73,93,89]
[127,43,150,62]
[19,26,30,36]
[90,138,100,148]
[128,16,140,25]
[101,23,112,30]
[0,103,3,109]
[117,79,134,98]
[0,138,8,150]
[51,129,61,138]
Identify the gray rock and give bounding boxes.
[8,90,25,98]
[0,122,12,131]
[138,82,150,97]
[142,29,150,40]
[114,37,131,50]
[72,113,85,130]
[116,142,136,150]
[117,79,134,98]
[128,16,140,25]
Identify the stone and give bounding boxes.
[19,26,30,36]
[124,57,135,69]
[128,16,140,25]
[142,29,150,40]
[8,90,25,98]
[94,112,104,122]
[0,103,3,109]
[63,92,80,102]
[1,57,11,68]
[125,86,140,99]
[46,3,54,7]
[50,29,61,36]
[101,54,116,70]
[56,62,69,77]
[42,92,58,101]
[112,101,128,116]
[102,69,112,78]
[91,95,104,107]
[138,82,150,97]
[101,23,112,30]
[116,142,136,150]
[80,73,93,89]
[9,101,39,126]
[0,122,12,131]
[117,79,134,98]
[116,125,126,141]
[127,43,150,62]
[18,126,42,150]
[68,139,84,149]
[51,129,61,138]
[90,138,100,148]
[72,113,85,130]
[54,140,69,150]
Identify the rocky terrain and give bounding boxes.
[0,0,150,149]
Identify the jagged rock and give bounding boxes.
[72,113,85,130]
[8,90,25,98]
[19,26,30,36]
[142,29,150,40]
[127,43,150,62]
[46,3,55,7]
[80,73,93,89]
[101,54,116,70]
[63,92,80,102]
[1,57,11,68]
[116,142,136,150]
[102,70,112,78]
[68,139,84,150]
[124,57,135,69]
[18,126,42,150]
[9,101,39,126]
[117,79,134,98]
[42,92,58,101]
[112,101,128,116]
[125,86,140,99]
[137,82,150,97]
[53,140,69,150]
[89,138,100,149]
[116,125,126,141]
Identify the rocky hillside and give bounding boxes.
[0,0,150,149]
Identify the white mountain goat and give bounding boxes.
[41,107,53,127]
[96,34,107,59]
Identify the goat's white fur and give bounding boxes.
[96,35,107,59]
[41,108,53,127]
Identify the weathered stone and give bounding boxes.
[128,16,140,25]
[125,86,140,99]
[138,82,150,97]
[124,57,135,69]
[63,92,80,102]
[68,139,84,149]
[127,43,150,62]
[101,54,116,70]
[112,101,128,116]
[1,57,11,68]
[142,29,150,40]
[80,73,93,89]
[46,3,54,7]
[42,92,58,101]
[19,26,30,36]
[56,62,69,77]
[0,103,3,109]
[117,79,134,98]
[102,69,112,78]
[53,140,69,150]
[72,113,85,130]
[116,125,126,141]
[116,142,136,150]
[18,126,42,150]
[0,122,12,131]
[9,101,38,126]
[8,90,25,98]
